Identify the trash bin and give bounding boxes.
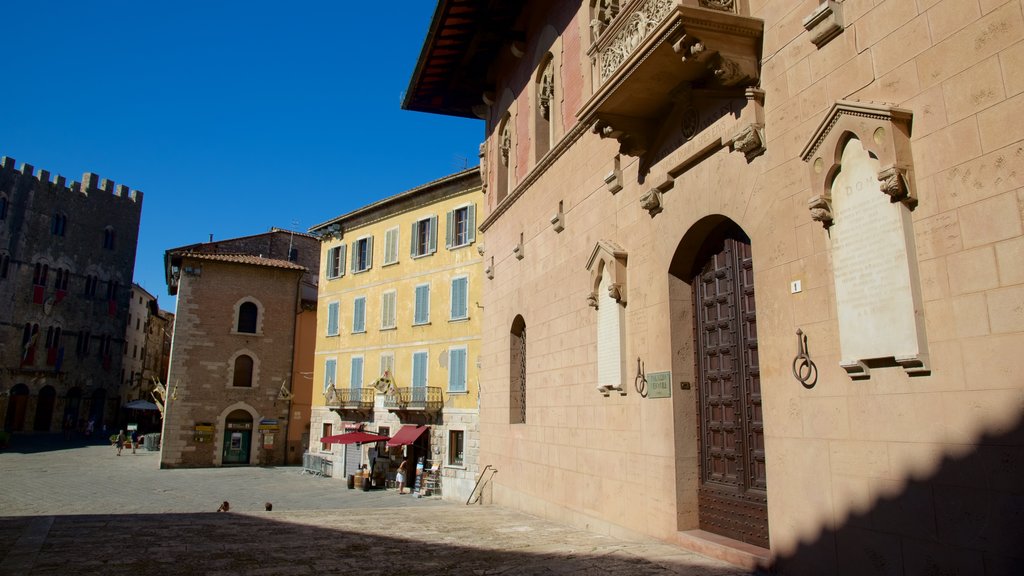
[143,433,161,451]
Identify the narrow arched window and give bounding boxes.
[237,301,258,333]
[510,315,526,424]
[496,114,512,203]
[102,227,116,250]
[233,355,254,387]
[535,55,554,160]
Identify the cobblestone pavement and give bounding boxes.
[0,434,750,575]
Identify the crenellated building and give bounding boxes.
[160,229,319,467]
[405,1,1024,572]
[0,155,142,436]
[308,168,483,502]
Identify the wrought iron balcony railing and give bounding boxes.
[383,386,443,412]
[324,386,375,411]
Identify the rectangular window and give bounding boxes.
[383,227,399,265]
[326,245,347,279]
[326,302,340,336]
[350,356,363,390]
[321,423,333,452]
[448,430,465,466]
[351,236,373,273]
[450,276,468,320]
[352,296,366,333]
[410,215,438,258]
[448,347,467,393]
[412,351,428,389]
[445,204,476,249]
[324,358,337,393]
[379,353,395,380]
[414,284,430,325]
[381,290,397,330]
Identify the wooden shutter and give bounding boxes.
[445,210,454,249]
[410,220,420,257]
[428,215,438,254]
[467,204,476,244]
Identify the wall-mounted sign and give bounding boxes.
[647,371,672,399]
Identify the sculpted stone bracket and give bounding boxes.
[803,1,844,49]
[801,100,917,229]
[586,240,628,308]
[728,122,766,161]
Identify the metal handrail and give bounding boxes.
[382,386,443,410]
[466,464,498,505]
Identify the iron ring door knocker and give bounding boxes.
[635,357,648,398]
[792,329,818,388]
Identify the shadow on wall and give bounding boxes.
[770,409,1024,575]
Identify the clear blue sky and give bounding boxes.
[0,1,481,310]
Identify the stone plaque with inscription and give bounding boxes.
[829,138,927,377]
[647,371,672,398]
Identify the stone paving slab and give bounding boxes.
[0,435,751,575]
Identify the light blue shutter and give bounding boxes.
[351,241,359,273]
[415,285,429,324]
[445,210,454,249]
[353,297,365,333]
[351,357,363,389]
[467,204,476,244]
[410,220,419,257]
[338,244,347,277]
[325,359,336,392]
[451,277,467,319]
[413,352,427,388]
[366,236,373,269]
[449,348,466,392]
[428,215,438,254]
[327,302,339,335]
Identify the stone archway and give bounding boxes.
[669,216,769,549]
[4,384,30,432]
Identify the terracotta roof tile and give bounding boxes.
[179,252,306,271]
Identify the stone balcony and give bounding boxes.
[325,386,375,418]
[383,386,443,414]
[581,0,764,158]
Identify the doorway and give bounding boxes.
[34,386,56,431]
[222,409,253,465]
[4,384,29,432]
[673,219,768,548]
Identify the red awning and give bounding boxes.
[321,431,389,445]
[386,425,428,447]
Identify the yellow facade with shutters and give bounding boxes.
[308,168,483,501]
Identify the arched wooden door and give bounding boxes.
[692,225,768,548]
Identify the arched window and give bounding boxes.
[0,195,7,220]
[233,354,254,387]
[21,323,39,366]
[237,301,258,334]
[535,55,555,160]
[510,315,526,424]
[0,253,9,279]
[496,114,513,202]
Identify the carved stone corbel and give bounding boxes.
[485,256,494,280]
[587,291,599,309]
[639,188,664,217]
[808,194,833,229]
[608,283,623,302]
[803,1,844,49]
[730,123,766,161]
[878,165,917,208]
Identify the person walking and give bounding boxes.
[115,430,126,456]
[396,458,409,494]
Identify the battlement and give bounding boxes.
[1,155,144,205]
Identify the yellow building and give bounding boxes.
[309,168,483,501]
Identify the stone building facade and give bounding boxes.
[308,168,484,502]
[0,156,142,435]
[120,283,166,432]
[160,229,319,467]
[406,0,1024,572]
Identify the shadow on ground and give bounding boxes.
[0,510,748,576]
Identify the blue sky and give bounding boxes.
[1,1,481,310]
